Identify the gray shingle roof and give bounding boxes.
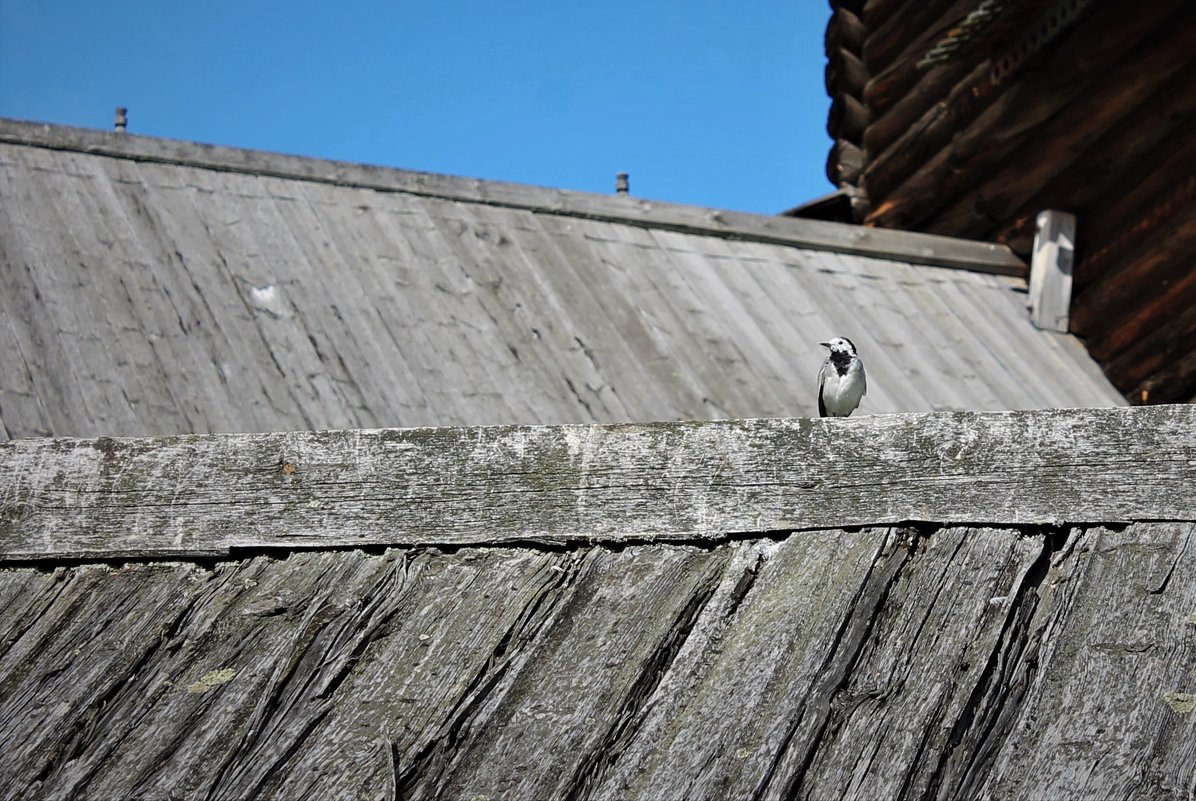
[0,119,1123,439]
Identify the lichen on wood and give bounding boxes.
[0,523,1192,799]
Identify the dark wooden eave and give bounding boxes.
[823,0,1196,404]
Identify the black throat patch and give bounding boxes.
[829,350,853,377]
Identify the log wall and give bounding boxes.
[821,0,1196,404]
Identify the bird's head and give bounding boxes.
[820,336,858,356]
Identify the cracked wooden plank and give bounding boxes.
[586,528,893,800]
[1,406,1193,560]
[963,522,1196,801]
[0,547,578,799]
[778,527,1047,800]
[400,544,731,800]
[0,523,1193,799]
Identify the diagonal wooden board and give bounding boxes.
[2,525,1192,799]
[0,118,1026,276]
[0,406,1193,561]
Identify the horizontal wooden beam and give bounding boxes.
[828,93,871,142]
[825,47,869,98]
[862,59,994,207]
[1071,196,1196,344]
[1076,157,1196,296]
[861,57,974,158]
[1,407,1190,561]
[1083,275,1196,394]
[992,60,1196,258]
[0,117,1025,275]
[861,0,963,73]
[1127,347,1196,406]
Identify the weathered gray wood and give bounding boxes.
[0,136,1126,440]
[525,214,675,422]
[0,547,579,799]
[403,544,733,801]
[588,526,1047,801]
[0,118,1026,274]
[938,275,1056,409]
[0,304,51,440]
[577,218,721,420]
[638,227,778,418]
[123,161,284,434]
[189,167,358,431]
[63,155,204,433]
[0,154,114,435]
[0,406,1191,560]
[416,202,572,424]
[261,178,410,425]
[589,528,899,800]
[1,523,1191,799]
[966,522,1196,800]
[1029,210,1077,332]
[979,272,1118,409]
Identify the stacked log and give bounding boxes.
[819,0,1196,404]
[863,0,1191,232]
[824,2,870,205]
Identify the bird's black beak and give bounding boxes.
[819,341,831,348]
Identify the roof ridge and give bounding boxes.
[0,117,1024,274]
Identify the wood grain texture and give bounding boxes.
[3,129,1130,443]
[1103,302,1196,396]
[0,406,1191,560]
[989,61,1196,260]
[923,38,1196,242]
[0,118,1024,274]
[965,522,1196,800]
[1,522,1191,799]
[824,47,868,99]
[860,56,974,158]
[863,0,1187,229]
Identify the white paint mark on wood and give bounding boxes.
[248,284,290,318]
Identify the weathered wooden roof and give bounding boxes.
[0,118,1122,440]
[1,406,1193,799]
[820,0,1196,404]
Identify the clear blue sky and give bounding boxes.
[0,1,833,214]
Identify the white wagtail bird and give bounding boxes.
[817,337,867,417]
